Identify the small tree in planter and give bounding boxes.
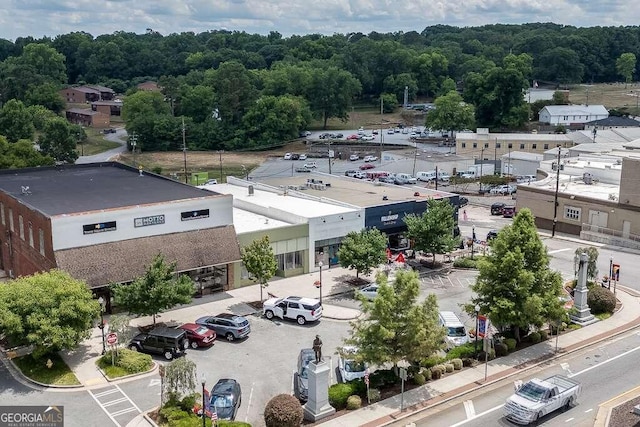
[242,235,277,303]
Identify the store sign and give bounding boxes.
[381,213,399,225]
[181,209,210,221]
[83,221,116,235]
[134,214,165,228]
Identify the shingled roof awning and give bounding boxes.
[55,225,241,288]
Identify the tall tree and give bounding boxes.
[112,254,194,325]
[0,138,55,169]
[242,95,311,147]
[0,270,99,359]
[470,209,564,342]
[0,99,35,143]
[241,236,277,303]
[425,91,475,134]
[404,199,458,263]
[345,270,444,366]
[307,65,361,129]
[38,117,79,163]
[616,53,637,87]
[25,82,65,113]
[337,228,387,278]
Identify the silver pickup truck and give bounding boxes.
[504,375,581,425]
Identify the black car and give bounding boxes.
[491,202,506,215]
[487,230,498,241]
[291,153,300,160]
[210,379,242,420]
[458,197,469,208]
[128,327,188,360]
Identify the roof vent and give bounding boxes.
[248,185,254,196]
[382,195,388,201]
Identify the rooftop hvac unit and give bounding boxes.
[248,185,254,195]
[583,173,593,185]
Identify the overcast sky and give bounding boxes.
[0,0,636,41]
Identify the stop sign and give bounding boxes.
[106,332,118,345]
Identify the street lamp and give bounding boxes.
[201,374,206,427]
[471,225,476,259]
[318,260,324,305]
[474,304,480,358]
[97,296,106,355]
[609,255,614,290]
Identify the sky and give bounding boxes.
[0,0,636,41]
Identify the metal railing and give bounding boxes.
[581,223,640,243]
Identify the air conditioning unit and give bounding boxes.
[248,185,254,195]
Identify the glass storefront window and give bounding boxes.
[277,251,303,270]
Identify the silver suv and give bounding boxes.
[196,313,251,341]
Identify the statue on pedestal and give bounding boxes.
[313,335,322,363]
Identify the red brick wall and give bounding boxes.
[0,193,56,278]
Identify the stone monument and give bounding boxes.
[303,360,335,422]
[569,252,598,326]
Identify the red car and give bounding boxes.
[359,163,375,170]
[347,134,359,140]
[179,323,216,349]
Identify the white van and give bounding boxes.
[416,171,437,182]
[439,311,469,350]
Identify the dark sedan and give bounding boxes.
[210,379,242,420]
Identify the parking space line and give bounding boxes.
[245,382,254,423]
[88,384,142,426]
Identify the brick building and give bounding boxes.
[60,85,116,103]
[0,163,241,311]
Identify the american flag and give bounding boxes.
[211,410,218,421]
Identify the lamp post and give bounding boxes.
[471,225,476,259]
[98,296,106,355]
[201,374,206,427]
[474,304,480,358]
[318,260,324,305]
[609,255,613,290]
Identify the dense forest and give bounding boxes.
[0,23,639,158]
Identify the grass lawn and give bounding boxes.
[76,128,121,156]
[13,353,80,386]
[96,359,130,379]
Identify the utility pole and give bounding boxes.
[328,142,332,175]
[182,117,188,184]
[552,146,562,237]
[380,96,384,154]
[435,165,438,191]
[217,150,224,181]
[412,141,418,176]
[479,147,484,194]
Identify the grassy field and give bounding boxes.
[13,353,80,386]
[566,82,640,113]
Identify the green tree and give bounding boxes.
[242,95,311,147]
[469,209,564,342]
[404,199,458,263]
[337,228,387,278]
[345,270,444,366]
[25,82,65,113]
[162,357,197,405]
[307,66,361,129]
[380,93,398,113]
[0,270,99,359]
[27,104,59,131]
[616,53,637,87]
[574,247,599,281]
[426,91,475,134]
[38,117,79,163]
[113,254,194,325]
[241,236,277,302]
[0,99,35,143]
[0,138,55,169]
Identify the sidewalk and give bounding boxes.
[316,286,640,427]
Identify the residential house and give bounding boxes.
[538,105,609,126]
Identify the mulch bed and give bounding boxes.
[609,396,640,427]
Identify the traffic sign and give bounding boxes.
[364,369,370,386]
[106,332,118,345]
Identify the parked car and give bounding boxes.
[363,155,378,162]
[486,230,498,241]
[347,134,359,140]
[263,296,322,325]
[394,173,417,185]
[196,313,251,341]
[502,206,516,218]
[298,154,307,160]
[303,161,317,169]
[344,170,358,177]
[294,349,316,401]
[387,128,395,134]
[490,185,516,195]
[128,327,188,360]
[178,323,216,349]
[334,133,344,139]
[356,284,379,301]
[204,179,218,185]
[102,128,117,134]
[458,197,469,208]
[338,346,367,382]
[349,154,360,161]
[210,379,242,421]
[361,134,375,141]
[291,153,300,160]
[283,153,292,160]
[491,202,506,215]
[353,171,366,179]
[382,175,396,184]
[359,163,375,170]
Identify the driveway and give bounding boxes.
[76,128,128,164]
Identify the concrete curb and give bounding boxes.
[5,356,83,389]
[368,289,640,427]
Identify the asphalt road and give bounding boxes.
[392,329,640,427]
[76,128,128,164]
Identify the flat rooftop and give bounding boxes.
[0,162,220,216]
[232,207,293,234]
[262,173,455,207]
[526,175,619,201]
[205,183,358,217]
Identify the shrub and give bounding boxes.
[413,373,426,385]
[369,369,398,388]
[421,368,432,381]
[453,257,479,269]
[529,332,541,344]
[264,393,304,427]
[348,378,367,397]
[407,364,421,378]
[568,324,582,331]
[504,338,517,352]
[368,388,381,403]
[478,349,495,360]
[451,358,463,370]
[462,358,475,367]
[446,343,476,360]
[432,365,446,376]
[421,355,446,369]
[588,286,616,314]
[329,383,356,409]
[495,342,509,357]
[444,363,454,373]
[117,349,153,373]
[539,330,548,341]
[346,395,362,410]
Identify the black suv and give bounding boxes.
[491,202,506,215]
[129,327,188,360]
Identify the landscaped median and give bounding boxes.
[11,352,80,387]
[96,348,155,380]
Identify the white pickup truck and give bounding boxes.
[504,375,581,425]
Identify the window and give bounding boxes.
[288,302,300,309]
[508,143,513,149]
[564,206,581,221]
[519,144,525,149]
[8,208,13,231]
[484,143,489,148]
[461,143,466,148]
[563,115,569,121]
[532,144,537,149]
[472,143,477,148]
[544,144,549,150]
[39,229,45,255]
[28,223,33,247]
[276,251,303,271]
[0,202,4,225]
[496,143,501,149]
[19,215,24,240]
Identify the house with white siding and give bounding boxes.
[539,105,609,126]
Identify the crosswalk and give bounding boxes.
[421,272,476,289]
[88,384,141,426]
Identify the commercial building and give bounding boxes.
[538,105,609,126]
[0,162,241,311]
[455,128,573,159]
